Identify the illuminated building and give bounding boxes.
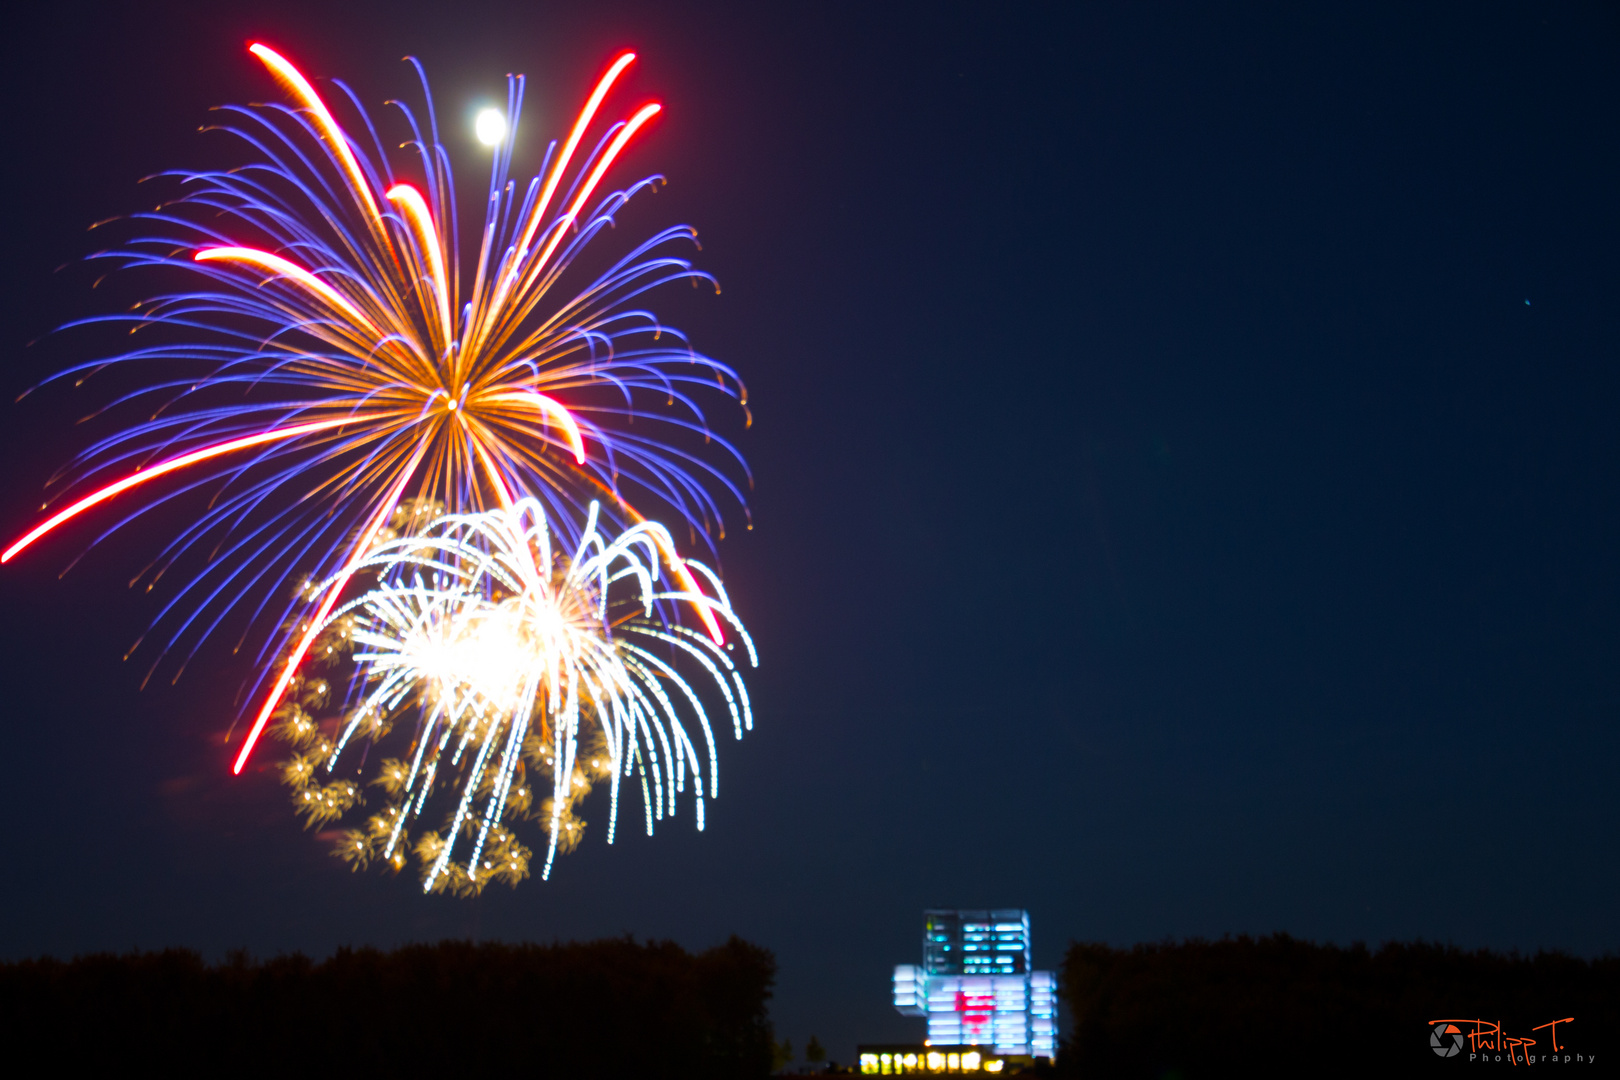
[891,909,1056,1060]
[857,1046,1009,1075]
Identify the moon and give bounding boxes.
[474,108,507,147]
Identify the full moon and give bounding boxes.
[474,108,507,147]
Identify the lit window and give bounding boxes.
[947,1054,960,1071]
[984,1062,1004,1074]
[904,1055,918,1068]
[927,1052,946,1071]
[862,1055,879,1076]
[881,1054,893,1075]
[962,1052,982,1071]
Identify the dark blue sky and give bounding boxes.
[2,0,1617,1063]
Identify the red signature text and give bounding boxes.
[1429,1018,1575,1066]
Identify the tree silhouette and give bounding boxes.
[0,936,776,1076]
[773,1036,794,1072]
[1059,934,1617,1079]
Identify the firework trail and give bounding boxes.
[4,44,751,776]
[278,497,754,891]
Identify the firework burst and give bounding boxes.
[4,44,751,777]
[278,497,754,891]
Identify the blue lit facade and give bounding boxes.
[892,909,1056,1059]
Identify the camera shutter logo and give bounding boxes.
[1431,1023,1464,1057]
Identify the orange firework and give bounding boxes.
[6,43,750,775]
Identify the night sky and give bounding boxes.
[2,0,1618,1062]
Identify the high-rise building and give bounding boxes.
[891,909,1056,1059]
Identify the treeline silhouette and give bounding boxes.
[1059,934,1617,1079]
[0,935,775,1075]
